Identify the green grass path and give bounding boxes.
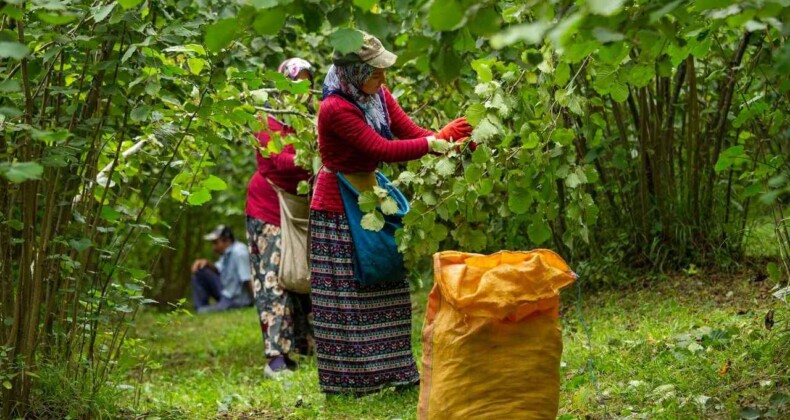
[120,272,788,419]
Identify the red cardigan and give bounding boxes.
[311,87,434,212]
[246,115,311,226]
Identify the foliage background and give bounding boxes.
[1,0,788,417]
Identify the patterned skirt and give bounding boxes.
[309,210,420,395]
[246,216,314,358]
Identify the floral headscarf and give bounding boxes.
[278,57,314,81]
[322,63,393,139]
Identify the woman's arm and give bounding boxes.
[322,99,430,163]
[269,146,298,171]
[383,87,435,140]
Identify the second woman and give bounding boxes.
[245,58,316,378]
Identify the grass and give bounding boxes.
[116,271,789,419]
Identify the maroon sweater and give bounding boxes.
[312,87,434,212]
[246,115,311,226]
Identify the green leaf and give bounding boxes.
[588,0,625,16]
[555,62,571,86]
[0,79,21,93]
[610,81,629,102]
[187,189,212,205]
[0,41,28,60]
[361,210,385,231]
[36,12,78,25]
[469,6,501,36]
[127,268,148,280]
[524,132,540,149]
[471,116,500,143]
[598,42,630,65]
[715,145,746,172]
[468,229,487,251]
[490,20,550,49]
[330,28,364,55]
[92,3,116,23]
[528,218,552,245]
[433,47,462,82]
[739,408,762,420]
[436,158,455,177]
[69,238,93,252]
[766,262,781,282]
[143,81,162,97]
[508,185,532,214]
[2,381,11,390]
[1,5,24,20]
[381,197,399,215]
[471,60,493,83]
[471,146,491,164]
[1,161,43,183]
[432,224,449,241]
[465,163,484,183]
[353,0,377,11]
[205,18,239,52]
[552,128,575,145]
[428,0,464,32]
[563,40,600,63]
[130,106,151,122]
[187,58,205,75]
[252,0,279,8]
[626,64,656,88]
[358,191,378,212]
[592,27,625,43]
[253,7,286,36]
[100,206,121,221]
[118,0,143,9]
[201,175,228,191]
[465,103,486,126]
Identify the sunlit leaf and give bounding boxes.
[588,0,625,16]
[361,210,385,231]
[187,189,212,205]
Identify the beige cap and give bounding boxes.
[333,32,398,68]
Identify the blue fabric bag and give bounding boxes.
[337,171,409,286]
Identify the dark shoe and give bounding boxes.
[263,356,292,379]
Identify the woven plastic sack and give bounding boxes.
[418,250,576,419]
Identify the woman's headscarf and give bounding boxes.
[278,57,314,81]
[322,63,393,139]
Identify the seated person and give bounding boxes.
[191,225,254,314]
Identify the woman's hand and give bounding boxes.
[191,259,209,273]
[437,117,474,141]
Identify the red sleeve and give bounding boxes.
[383,87,435,139]
[322,99,430,163]
[255,127,298,171]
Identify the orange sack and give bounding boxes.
[418,250,576,420]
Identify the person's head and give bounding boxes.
[278,57,315,85]
[203,225,234,255]
[331,32,396,95]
